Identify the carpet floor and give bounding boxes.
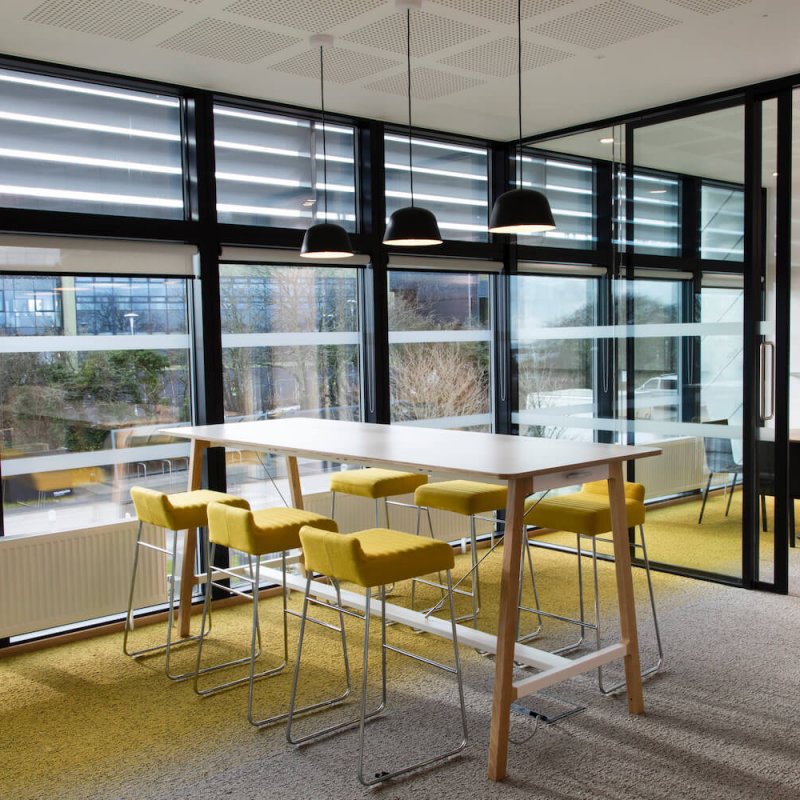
[2,516,800,800]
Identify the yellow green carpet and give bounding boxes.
[2,532,799,799]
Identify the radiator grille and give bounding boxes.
[0,522,166,638]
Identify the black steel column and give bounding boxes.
[742,93,762,590]
[359,122,390,424]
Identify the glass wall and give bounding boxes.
[511,272,601,441]
[629,278,681,425]
[384,133,489,242]
[219,262,362,505]
[0,267,192,537]
[214,105,357,230]
[700,182,744,261]
[518,150,595,249]
[628,105,745,579]
[0,67,183,218]
[388,269,492,430]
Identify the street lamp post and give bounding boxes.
[124,312,139,335]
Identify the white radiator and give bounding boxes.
[634,436,706,501]
[0,522,166,638]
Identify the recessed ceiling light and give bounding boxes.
[772,171,778,177]
[650,189,667,194]
[599,137,615,144]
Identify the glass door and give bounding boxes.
[628,105,746,581]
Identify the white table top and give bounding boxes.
[161,418,659,481]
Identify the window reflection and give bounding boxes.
[0,274,192,536]
[388,270,492,430]
[511,274,599,441]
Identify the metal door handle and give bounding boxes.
[759,341,775,422]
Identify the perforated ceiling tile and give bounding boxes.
[531,0,681,50]
[439,36,573,77]
[158,18,300,64]
[271,47,399,84]
[664,0,752,13]
[24,0,181,41]
[343,10,489,58]
[431,0,577,26]
[364,66,482,101]
[224,0,384,31]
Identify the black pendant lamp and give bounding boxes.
[488,0,556,235]
[300,34,354,259]
[383,0,442,247]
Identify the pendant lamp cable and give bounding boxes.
[319,45,328,222]
[406,8,415,208]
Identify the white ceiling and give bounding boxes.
[0,0,797,141]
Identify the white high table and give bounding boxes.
[162,418,659,782]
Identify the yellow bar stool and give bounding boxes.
[287,525,468,787]
[412,479,540,632]
[523,480,663,693]
[194,502,339,728]
[329,467,428,528]
[124,486,249,680]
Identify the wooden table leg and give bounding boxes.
[607,460,644,715]
[488,475,532,781]
[178,439,207,639]
[286,455,303,510]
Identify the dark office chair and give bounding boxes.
[756,439,796,541]
[698,420,742,524]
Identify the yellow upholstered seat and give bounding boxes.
[300,525,454,588]
[130,486,249,532]
[329,467,427,500]
[195,503,339,727]
[288,524,468,786]
[521,480,662,692]
[206,504,337,555]
[412,479,512,626]
[523,480,645,535]
[124,486,250,681]
[414,479,507,517]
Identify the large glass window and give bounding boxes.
[384,134,489,242]
[214,106,356,230]
[511,273,601,441]
[700,182,744,261]
[219,263,361,505]
[630,171,681,256]
[519,151,595,249]
[0,273,192,537]
[388,270,492,430]
[616,170,681,256]
[629,278,682,424]
[0,68,183,218]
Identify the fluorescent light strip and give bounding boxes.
[0,71,177,107]
[384,134,486,156]
[0,147,181,174]
[385,161,487,182]
[519,156,593,173]
[217,203,356,222]
[385,190,486,207]
[634,174,680,186]
[215,107,355,138]
[384,217,487,232]
[0,184,182,208]
[0,111,180,141]
[215,172,302,188]
[215,139,354,164]
[519,179,592,196]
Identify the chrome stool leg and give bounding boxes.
[596,524,663,694]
